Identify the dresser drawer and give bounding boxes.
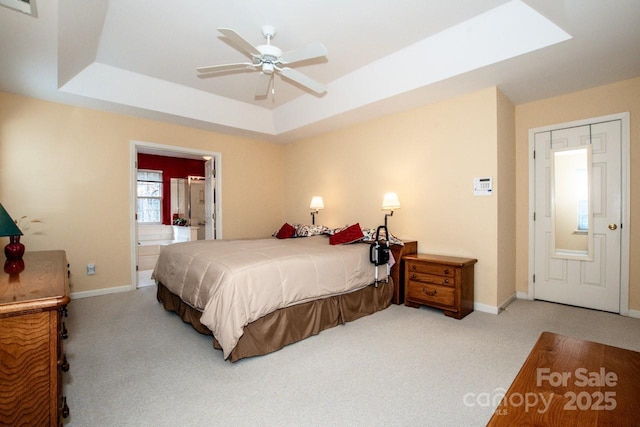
[406,282,455,308]
[407,261,456,278]
[406,271,455,287]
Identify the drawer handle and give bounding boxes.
[411,273,417,280]
[423,288,437,296]
[444,279,449,284]
[62,396,70,418]
[444,269,450,274]
[62,322,68,340]
[59,354,70,372]
[411,265,417,271]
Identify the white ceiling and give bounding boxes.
[1,0,639,143]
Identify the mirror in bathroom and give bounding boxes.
[170,178,188,224]
[170,176,205,227]
[188,176,206,227]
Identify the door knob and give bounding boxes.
[608,224,618,230]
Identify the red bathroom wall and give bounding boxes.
[137,153,205,225]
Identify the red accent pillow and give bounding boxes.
[276,223,296,239]
[329,223,364,245]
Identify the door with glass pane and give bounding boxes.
[533,120,621,312]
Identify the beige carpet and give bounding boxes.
[63,286,640,426]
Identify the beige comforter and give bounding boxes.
[152,236,384,359]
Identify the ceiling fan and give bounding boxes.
[197,25,328,97]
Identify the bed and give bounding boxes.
[153,231,411,362]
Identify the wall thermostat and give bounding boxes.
[473,177,493,196]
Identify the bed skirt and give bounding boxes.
[156,279,394,362]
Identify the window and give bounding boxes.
[137,170,163,223]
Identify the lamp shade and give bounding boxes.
[309,196,325,210]
[0,204,22,237]
[382,193,401,211]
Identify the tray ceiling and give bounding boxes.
[1,0,639,142]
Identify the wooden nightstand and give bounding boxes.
[404,254,477,319]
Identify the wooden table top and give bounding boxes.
[488,331,640,426]
[0,250,69,315]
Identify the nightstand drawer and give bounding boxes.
[407,282,455,307]
[407,271,455,287]
[407,261,455,277]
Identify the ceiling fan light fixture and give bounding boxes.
[198,26,328,97]
[262,63,274,74]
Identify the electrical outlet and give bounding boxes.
[87,264,96,275]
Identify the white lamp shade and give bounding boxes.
[309,196,325,210]
[382,192,400,210]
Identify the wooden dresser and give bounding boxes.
[404,254,477,319]
[0,251,70,426]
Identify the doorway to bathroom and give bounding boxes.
[130,140,221,289]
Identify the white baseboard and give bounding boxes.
[472,292,533,315]
[514,292,640,319]
[473,293,519,315]
[68,284,640,319]
[474,302,499,315]
[70,285,133,300]
[499,293,517,310]
[627,309,640,319]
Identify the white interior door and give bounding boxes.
[534,120,622,312]
[204,158,216,240]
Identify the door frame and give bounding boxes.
[129,140,222,290]
[527,112,630,315]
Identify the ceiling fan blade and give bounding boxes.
[279,67,327,94]
[255,72,272,97]
[197,63,256,73]
[218,28,261,58]
[279,43,328,64]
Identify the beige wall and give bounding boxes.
[496,90,517,307]
[284,87,504,309]
[515,76,640,311]
[3,75,637,311]
[0,92,284,294]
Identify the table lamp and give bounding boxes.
[309,196,324,225]
[382,192,400,230]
